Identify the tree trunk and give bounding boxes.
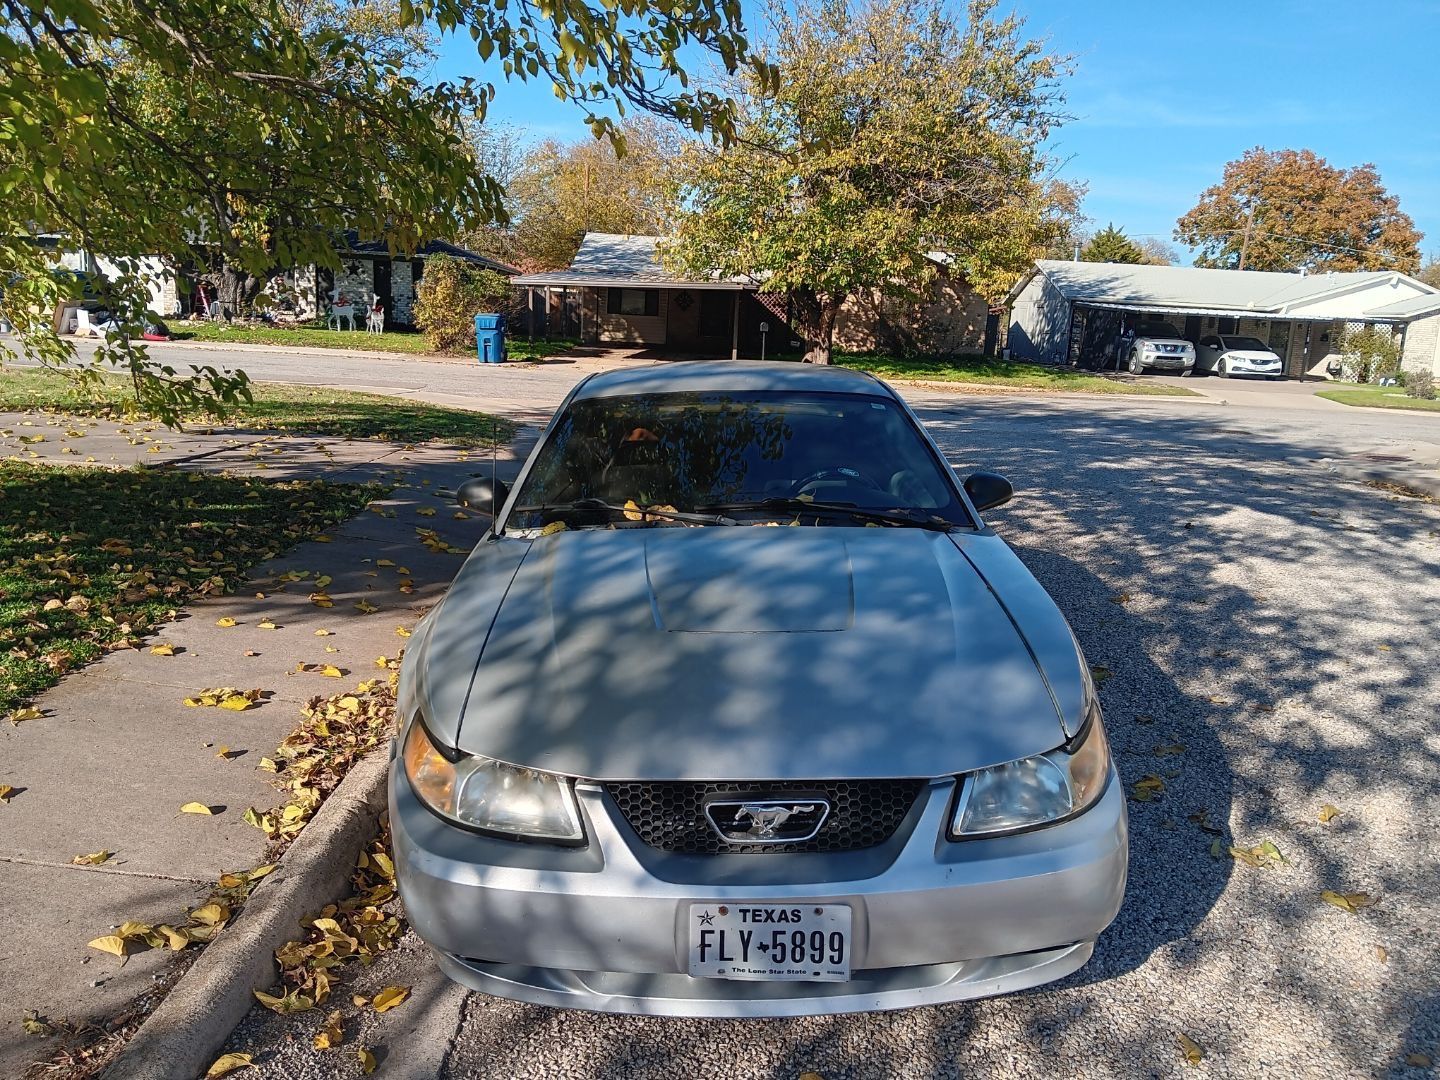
[794,287,843,365]
[206,263,270,320]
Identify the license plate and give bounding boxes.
[687,903,852,981]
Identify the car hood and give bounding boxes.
[1137,337,1193,348]
[432,527,1073,781]
[1223,349,1280,361]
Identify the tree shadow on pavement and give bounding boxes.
[441,398,1439,1078]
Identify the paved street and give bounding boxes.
[122,338,1440,476]
[179,347,1440,1078]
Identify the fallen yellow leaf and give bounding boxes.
[314,628,333,636]
[376,559,395,567]
[6,707,43,724]
[314,1010,344,1049]
[371,985,410,1013]
[1131,775,1165,802]
[0,785,16,802]
[149,643,175,656]
[1176,1032,1204,1066]
[204,1052,254,1078]
[1321,889,1376,913]
[1319,804,1341,823]
[219,695,256,711]
[179,802,214,815]
[416,506,437,517]
[395,626,412,638]
[71,850,112,866]
[215,617,237,628]
[88,935,128,957]
[355,600,379,614]
[358,1047,377,1074]
[257,619,279,630]
[190,902,230,926]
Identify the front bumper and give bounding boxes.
[390,761,1128,1017]
[1144,353,1193,370]
[1227,361,1283,376]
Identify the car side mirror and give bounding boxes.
[963,471,1014,512]
[456,476,508,517]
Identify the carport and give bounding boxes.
[1006,261,1440,378]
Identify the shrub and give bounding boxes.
[413,255,512,353]
[1405,368,1436,400]
[1337,325,1402,383]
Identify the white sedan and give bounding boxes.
[1195,335,1284,379]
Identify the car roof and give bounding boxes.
[568,360,894,401]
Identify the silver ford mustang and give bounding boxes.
[390,361,1128,1017]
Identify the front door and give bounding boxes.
[1268,321,1293,375]
[372,258,392,331]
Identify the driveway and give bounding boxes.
[215,388,1440,1078]
[1145,372,1349,410]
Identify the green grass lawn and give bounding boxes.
[1315,387,1440,413]
[0,368,516,446]
[0,462,379,714]
[172,320,575,362]
[834,353,1201,396]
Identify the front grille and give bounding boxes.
[604,779,925,855]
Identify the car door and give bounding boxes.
[1197,336,1223,372]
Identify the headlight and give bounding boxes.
[403,717,584,843]
[950,703,1112,838]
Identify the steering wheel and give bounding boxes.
[790,467,883,498]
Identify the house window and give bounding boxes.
[607,288,659,317]
[1218,317,1239,334]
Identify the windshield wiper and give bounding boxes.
[510,498,737,527]
[697,498,956,532]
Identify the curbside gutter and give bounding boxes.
[1306,457,1440,501]
[103,750,392,1080]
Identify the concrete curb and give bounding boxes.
[103,750,392,1080]
[1325,459,1440,500]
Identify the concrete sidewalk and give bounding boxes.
[0,413,534,1077]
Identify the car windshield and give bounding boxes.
[505,390,972,531]
[1137,323,1182,338]
[1221,336,1270,351]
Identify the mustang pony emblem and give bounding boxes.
[704,799,830,843]
[736,803,815,838]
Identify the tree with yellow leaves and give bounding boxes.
[669,0,1074,363]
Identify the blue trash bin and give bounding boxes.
[475,314,507,364]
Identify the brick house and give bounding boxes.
[513,233,996,359]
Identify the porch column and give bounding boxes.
[544,287,551,341]
[527,286,534,342]
[730,290,740,361]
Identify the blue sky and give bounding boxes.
[431,0,1440,262]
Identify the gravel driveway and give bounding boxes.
[222,395,1440,1079]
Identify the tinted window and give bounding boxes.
[1220,336,1270,351]
[1137,323,1183,338]
[508,391,971,529]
